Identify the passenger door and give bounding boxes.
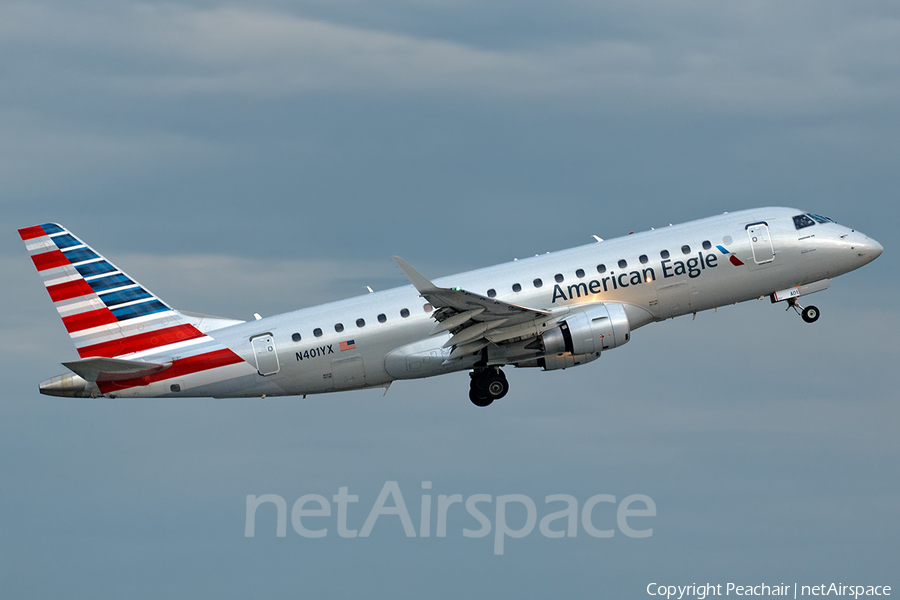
[747,223,775,264]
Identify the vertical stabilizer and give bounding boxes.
[18,223,206,359]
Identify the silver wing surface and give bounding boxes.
[393,256,557,360]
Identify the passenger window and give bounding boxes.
[533,278,543,288]
[681,245,691,254]
[597,264,606,274]
[335,323,344,332]
[423,304,433,312]
[356,318,365,328]
[313,328,323,337]
[576,269,585,278]
[618,259,627,268]
[292,333,301,342]
[660,250,669,259]
[377,313,387,323]
[554,274,564,283]
[512,283,522,292]
[400,308,410,318]
[487,289,496,298]
[702,240,711,250]
[639,255,648,264]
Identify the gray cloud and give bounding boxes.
[3,1,899,114]
[2,1,898,596]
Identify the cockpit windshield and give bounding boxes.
[793,214,816,229]
[793,213,835,230]
[808,213,834,224]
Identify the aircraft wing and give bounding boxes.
[393,256,553,359]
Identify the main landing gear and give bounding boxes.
[469,368,509,407]
[787,298,820,323]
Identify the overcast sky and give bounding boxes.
[2,1,898,598]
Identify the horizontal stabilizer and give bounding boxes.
[62,357,172,382]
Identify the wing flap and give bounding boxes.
[393,255,555,361]
[447,339,491,361]
[392,256,549,328]
[430,308,485,334]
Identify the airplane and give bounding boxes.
[19,207,882,406]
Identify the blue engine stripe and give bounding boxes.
[52,234,81,249]
[63,247,100,265]
[88,273,134,293]
[41,223,64,234]
[100,287,152,307]
[112,300,168,321]
[76,261,116,278]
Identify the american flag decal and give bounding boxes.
[339,340,356,351]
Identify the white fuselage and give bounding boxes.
[77,207,882,399]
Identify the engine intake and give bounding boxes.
[532,303,631,370]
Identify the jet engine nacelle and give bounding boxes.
[536,303,631,371]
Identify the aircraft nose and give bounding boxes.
[851,233,883,264]
[870,238,884,259]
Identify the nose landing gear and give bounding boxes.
[469,368,509,407]
[787,298,820,323]
[801,305,819,323]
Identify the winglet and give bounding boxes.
[392,256,439,294]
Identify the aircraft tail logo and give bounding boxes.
[18,223,207,359]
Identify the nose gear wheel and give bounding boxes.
[786,298,820,323]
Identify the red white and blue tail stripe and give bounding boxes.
[19,223,249,396]
[19,222,207,359]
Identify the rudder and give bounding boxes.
[18,223,206,359]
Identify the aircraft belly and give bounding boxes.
[655,280,690,318]
[648,255,795,318]
[104,362,258,398]
[384,337,458,380]
[330,355,365,390]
